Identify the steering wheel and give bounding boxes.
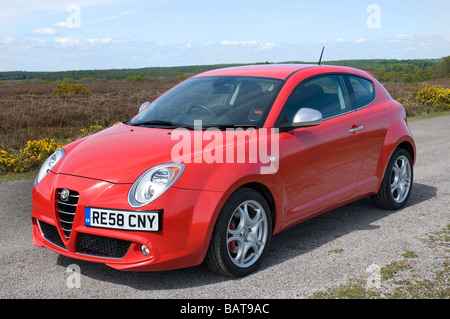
[187,104,216,116]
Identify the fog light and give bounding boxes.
[141,245,150,256]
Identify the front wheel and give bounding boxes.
[205,188,272,277]
[372,147,413,210]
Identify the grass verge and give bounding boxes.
[408,110,450,122]
[310,225,450,299]
[0,169,38,184]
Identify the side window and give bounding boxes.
[281,75,351,124]
[344,75,375,108]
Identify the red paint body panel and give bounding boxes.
[32,64,416,271]
[32,171,224,270]
[279,110,366,222]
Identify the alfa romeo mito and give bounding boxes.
[32,64,416,277]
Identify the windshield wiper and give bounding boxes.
[129,120,194,129]
[128,121,257,130]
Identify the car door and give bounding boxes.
[277,74,366,222]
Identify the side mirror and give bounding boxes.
[292,108,322,127]
[279,108,322,132]
[139,101,151,112]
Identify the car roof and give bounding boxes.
[195,64,373,80]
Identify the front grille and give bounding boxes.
[38,220,66,249]
[76,233,131,258]
[38,189,132,260]
[56,189,79,239]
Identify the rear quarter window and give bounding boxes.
[345,75,375,108]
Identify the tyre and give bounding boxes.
[205,188,272,277]
[372,147,413,210]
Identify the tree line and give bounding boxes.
[0,64,240,82]
[1,57,449,83]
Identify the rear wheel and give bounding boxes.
[205,188,272,277]
[372,148,413,210]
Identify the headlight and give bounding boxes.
[34,148,65,186]
[128,163,184,207]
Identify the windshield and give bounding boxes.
[128,76,283,129]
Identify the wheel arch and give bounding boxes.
[239,182,277,232]
[375,118,416,190]
[397,140,415,165]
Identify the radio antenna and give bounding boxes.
[318,46,325,65]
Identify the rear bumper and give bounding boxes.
[32,172,224,271]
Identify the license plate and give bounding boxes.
[84,208,161,231]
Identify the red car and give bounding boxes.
[32,64,415,277]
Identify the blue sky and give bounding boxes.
[0,0,449,71]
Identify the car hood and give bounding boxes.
[56,124,188,183]
[55,123,254,184]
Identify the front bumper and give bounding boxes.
[32,172,224,271]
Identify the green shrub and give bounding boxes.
[61,77,76,84]
[123,75,153,82]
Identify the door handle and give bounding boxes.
[348,125,364,134]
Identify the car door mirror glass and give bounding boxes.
[139,101,151,112]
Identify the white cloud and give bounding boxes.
[387,34,450,52]
[86,38,132,45]
[53,20,80,29]
[86,38,99,44]
[32,27,57,35]
[55,37,79,46]
[0,37,20,45]
[221,40,258,46]
[355,38,369,43]
[260,42,278,50]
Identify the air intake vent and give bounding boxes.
[76,233,131,258]
[56,189,79,239]
[38,220,66,249]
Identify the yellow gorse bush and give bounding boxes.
[1,138,66,173]
[19,138,66,168]
[79,125,102,136]
[413,84,450,110]
[0,149,16,172]
[54,83,92,95]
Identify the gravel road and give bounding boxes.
[0,115,448,301]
